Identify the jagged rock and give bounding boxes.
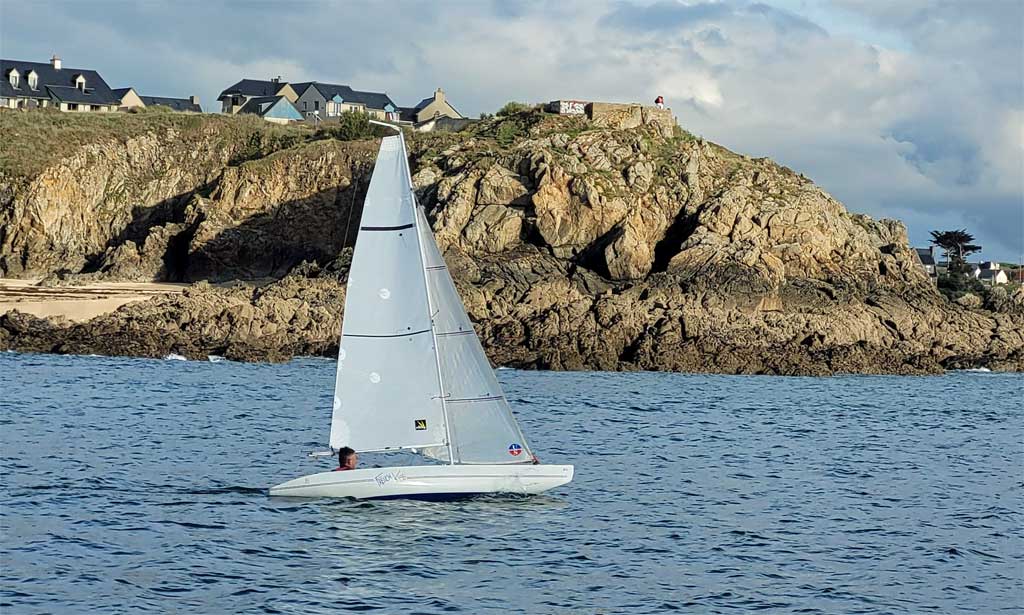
[1,110,1021,374]
[477,165,528,205]
[956,293,983,309]
[462,205,523,253]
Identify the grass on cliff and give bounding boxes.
[0,107,313,180]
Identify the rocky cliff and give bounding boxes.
[1,108,1021,373]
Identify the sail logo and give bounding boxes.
[508,443,523,456]
[414,419,427,430]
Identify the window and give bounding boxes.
[314,100,320,111]
[68,103,79,111]
[27,71,37,90]
[303,101,307,110]
[75,75,86,91]
[8,70,19,89]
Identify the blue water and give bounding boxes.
[1,352,1022,614]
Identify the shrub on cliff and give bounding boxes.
[496,101,531,117]
[316,111,396,142]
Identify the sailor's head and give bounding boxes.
[337,446,357,469]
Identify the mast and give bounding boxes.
[390,124,456,465]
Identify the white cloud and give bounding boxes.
[2,0,1020,260]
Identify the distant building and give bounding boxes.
[914,247,937,276]
[217,77,400,124]
[400,88,463,124]
[293,81,400,122]
[112,87,201,112]
[547,100,587,115]
[235,95,303,124]
[1,55,119,112]
[217,77,297,114]
[972,262,1009,285]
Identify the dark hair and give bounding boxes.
[338,446,356,466]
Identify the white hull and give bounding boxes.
[269,464,574,500]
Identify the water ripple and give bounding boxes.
[1,354,1022,613]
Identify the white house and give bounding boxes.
[972,262,1009,285]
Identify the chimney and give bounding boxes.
[271,76,281,84]
[189,95,200,105]
[51,55,62,70]
[435,87,445,102]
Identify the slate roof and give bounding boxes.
[218,79,285,101]
[978,269,1005,280]
[398,106,418,122]
[237,95,281,115]
[235,95,300,118]
[47,85,113,104]
[111,87,134,99]
[915,248,936,266]
[1,58,119,105]
[292,81,397,111]
[139,95,201,112]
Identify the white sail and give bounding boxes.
[414,206,534,464]
[330,136,446,452]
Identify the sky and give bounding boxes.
[2,0,1022,262]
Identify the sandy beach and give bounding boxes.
[0,279,186,322]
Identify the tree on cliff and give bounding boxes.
[930,229,981,270]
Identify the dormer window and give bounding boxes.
[74,74,86,91]
[27,71,38,90]
[7,69,20,89]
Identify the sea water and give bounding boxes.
[1,352,1021,614]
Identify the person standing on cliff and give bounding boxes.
[655,95,665,109]
[333,447,358,471]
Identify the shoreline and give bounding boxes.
[1,277,1020,375]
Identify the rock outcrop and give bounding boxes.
[1,109,1021,374]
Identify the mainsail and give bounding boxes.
[330,135,446,452]
[330,131,533,465]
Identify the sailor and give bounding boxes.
[334,447,358,471]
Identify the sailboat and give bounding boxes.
[269,125,574,500]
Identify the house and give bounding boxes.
[1,56,119,112]
[112,87,201,112]
[399,88,463,124]
[972,262,1009,285]
[914,247,937,276]
[291,81,400,122]
[236,95,303,124]
[217,77,297,114]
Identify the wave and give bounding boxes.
[163,353,188,361]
